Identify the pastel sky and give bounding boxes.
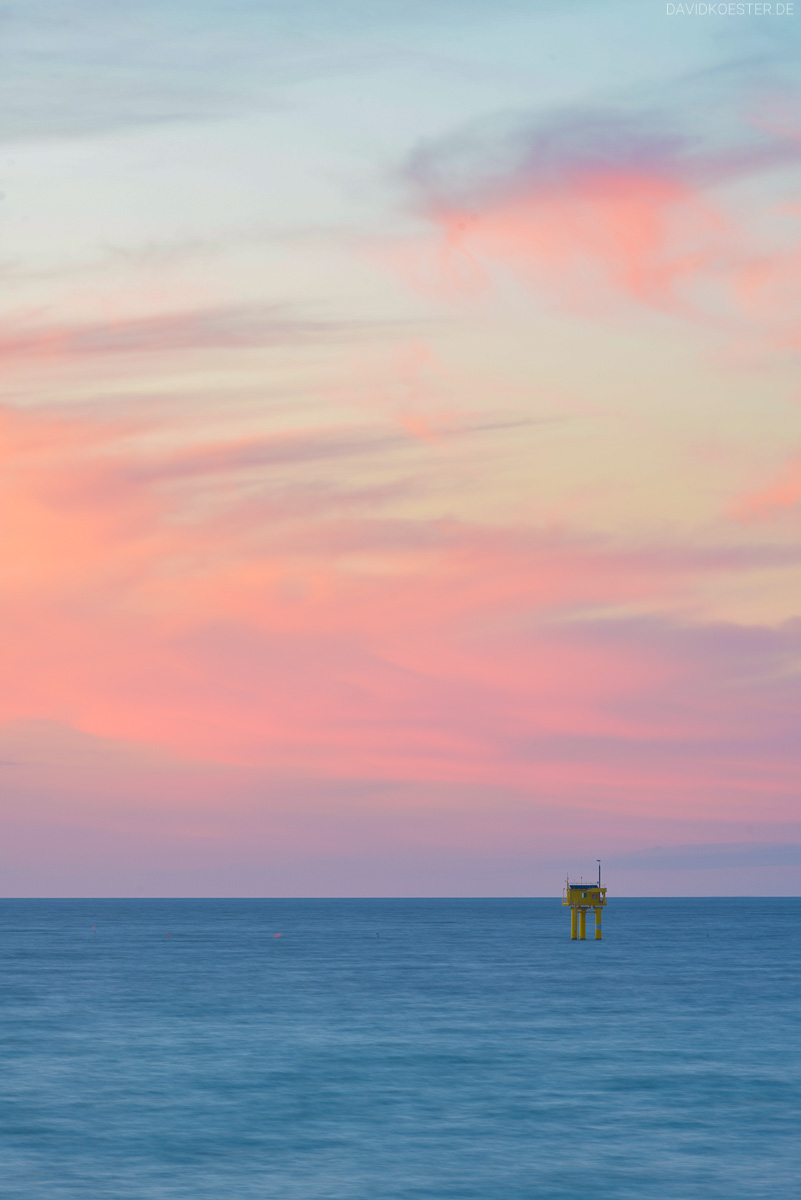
[2,0,801,896]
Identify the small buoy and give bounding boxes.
[167,932,170,938]
[273,933,282,938]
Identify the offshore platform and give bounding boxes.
[562,861,606,940]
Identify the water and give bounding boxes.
[1,898,799,1199]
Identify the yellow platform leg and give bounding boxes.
[578,909,586,940]
[595,908,602,940]
[571,908,578,939]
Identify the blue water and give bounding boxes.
[1,898,799,1199]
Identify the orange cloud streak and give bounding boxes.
[732,449,801,520]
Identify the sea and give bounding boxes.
[1,898,799,1199]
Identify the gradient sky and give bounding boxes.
[2,0,801,896]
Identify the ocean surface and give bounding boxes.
[1,898,799,1199]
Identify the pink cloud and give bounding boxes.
[732,449,801,520]
[2,400,801,834]
[416,171,722,316]
[386,109,801,348]
[732,206,801,350]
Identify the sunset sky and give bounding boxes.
[2,0,801,896]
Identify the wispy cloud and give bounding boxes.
[0,0,538,143]
[732,449,801,520]
[402,106,801,209]
[611,842,801,869]
[0,305,378,364]
[389,102,801,346]
[2,399,801,825]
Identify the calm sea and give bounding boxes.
[1,898,799,1199]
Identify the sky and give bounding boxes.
[2,0,801,896]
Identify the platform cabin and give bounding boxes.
[562,876,607,939]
